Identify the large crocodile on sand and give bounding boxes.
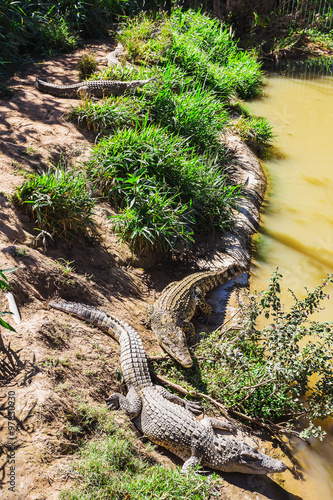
[147,261,245,368]
[35,77,153,98]
[49,300,287,475]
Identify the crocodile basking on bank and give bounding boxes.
[147,261,245,368]
[49,300,287,475]
[35,77,153,98]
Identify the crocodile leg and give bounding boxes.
[155,386,202,415]
[77,86,90,98]
[181,456,201,472]
[106,386,142,418]
[202,417,237,435]
[181,418,213,472]
[182,321,196,344]
[193,286,213,321]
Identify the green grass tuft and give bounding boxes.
[13,167,95,241]
[59,406,215,500]
[87,125,240,251]
[78,52,98,80]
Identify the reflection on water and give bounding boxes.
[246,73,333,498]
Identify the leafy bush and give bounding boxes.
[152,271,333,439]
[13,168,95,240]
[0,0,127,66]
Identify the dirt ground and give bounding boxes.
[0,41,306,500]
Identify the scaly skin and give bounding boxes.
[35,77,153,98]
[49,300,287,475]
[147,261,245,368]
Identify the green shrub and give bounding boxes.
[0,0,127,67]
[117,9,263,99]
[13,168,95,241]
[152,271,333,439]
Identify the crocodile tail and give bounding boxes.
[49,300,153,388]
[49,300,123,341]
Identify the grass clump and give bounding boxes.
[152,271,333,440]
[147,72,229,157]
[13,168,95,241]
[232,115,274,152]
[60,406,215,500]
[87,125,240,252]
[117,14,173,64]
[78,52,98,80]
[118,9,264,99]
[67,95,146,133]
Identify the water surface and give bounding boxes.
[246,73,333,499]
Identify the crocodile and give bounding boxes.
[35,77,153,98]
[49,300,287,475]
[147,261,245,368]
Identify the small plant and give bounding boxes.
[24,145,40,159]
[14,247,28,257]
[0,84,14,99]
[78,52,98,80]
[13,168,95,241]
[233,115,274,151]
[56,259,75,276]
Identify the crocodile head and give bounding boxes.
[211,437,287,474]
[150,310,193,368]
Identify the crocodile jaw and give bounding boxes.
[212,438,287,474]
[151,320,193,367]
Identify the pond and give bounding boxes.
[246,72,333,499]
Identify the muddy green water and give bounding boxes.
[246,74,333,499]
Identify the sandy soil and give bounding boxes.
[0,41,302,500]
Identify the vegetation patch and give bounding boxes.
[0,0,128,67]
[59,403,216,500]
[87,125,240,252]
[152,271,333,440]
[13,168,95,241]
[78,52,98,80]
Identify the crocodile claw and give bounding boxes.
[184,400,202,415]
[106,393,120,411]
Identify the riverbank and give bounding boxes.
[1,8,332,500]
